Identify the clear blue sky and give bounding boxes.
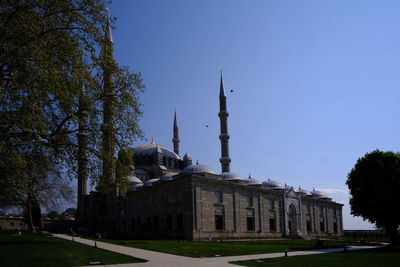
[108,0,400,230]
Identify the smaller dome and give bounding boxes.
[284,184,292,191]
[245,175,261,185]
[263,179,284,189]
[299,187,312,196]
[160,172,178,181]
[182,163,217,175]
[183,153,192,160]
[135,168,149,174]
[126,175,143,184]
[311,189,330,199]
[220,172,242,181]
[143,178,160,187]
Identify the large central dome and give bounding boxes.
[132,143,181,159]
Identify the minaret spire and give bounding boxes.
[172,107,180,155]
[218,71,231,173]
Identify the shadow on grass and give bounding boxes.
[0,240,58,245]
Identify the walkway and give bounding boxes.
[53,234,383,267]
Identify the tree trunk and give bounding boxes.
[27,198,36,233]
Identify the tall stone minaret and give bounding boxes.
[77,85,88,220]
[101,8,116,190]
[172,108,180,155]
[219,72,231,173]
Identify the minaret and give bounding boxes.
[101,8,116,191]
[172,108,180,155]
[77,84,88,221]
[219,72,231,173]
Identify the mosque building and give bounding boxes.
[79,11,343,240]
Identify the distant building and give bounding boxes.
[79,12,343,240]
[0,215,28,231]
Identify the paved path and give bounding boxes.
[53,234,383,267]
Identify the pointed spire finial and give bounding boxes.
[105,8,113,43]
[151,136,155,144]
[173,107,178,128]
[219,70,226,97]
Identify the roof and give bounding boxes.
[132,143,181,159]
[182,163,217,175]
[220,172,242,181]
[126,175,143,184]
[144,178,160,187]
[160,172,178,181]
[262,179,284,189]
[245,176,262,185]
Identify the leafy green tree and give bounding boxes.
[0,0,144,228]
[46,210,59,220]
[115,149,135,196]
[347,150,400,246]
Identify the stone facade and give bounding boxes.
[83,171,343,240]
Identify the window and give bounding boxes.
[167,215,172,231]
[320,221,325,232]
[247,217,254,231]
[333,223,338,234]
[247,194,253,207]
[215,190,223,203]
[269,218,276,231]
[215,215,224,230]
[306,203,311,213]
[306,220,312,232]
[176,214,183,231]
[269,211,276,231]
[153,216,158,231]
[333,208,337,216]
[131,218,135,231]
[269,198,275,209]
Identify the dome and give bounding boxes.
[143,178,159,187]
[132,143,181,159]
[299,187,312,196]
[182,163,217,175]
[245,176,261,185]
[160,172,178,181]
[135,168,149,174]
[262,179,284,189]
[311,189,330,199]
[220,172,242,181]
[126,175,143,184]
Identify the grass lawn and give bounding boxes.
[231,247,400,267]
[0,232,146,267]
[90,237,360,258]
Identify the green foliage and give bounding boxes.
[115,149,135,196]
[0,0,144,212]
[46,210,59,219]
[347,150,400,246]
